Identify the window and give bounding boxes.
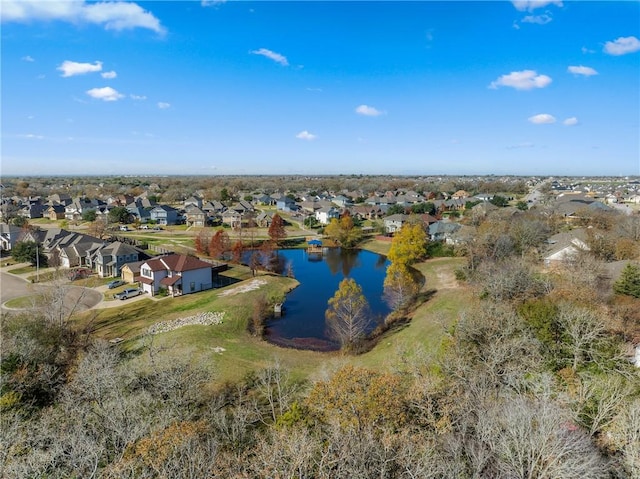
[142,268,152,277]
[190,282,195,292]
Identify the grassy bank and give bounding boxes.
[70,242,468,384]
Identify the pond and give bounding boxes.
[264,248,391,351]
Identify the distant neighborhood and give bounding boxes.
[1,175,639,296]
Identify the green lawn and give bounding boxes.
[354,257,469,370]
[4,296,36,309]
[71,243,469,385]
[75,273,330,383]
[6,265,37,275]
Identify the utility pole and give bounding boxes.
[36,241,40,283]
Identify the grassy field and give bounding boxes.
[69,240,470,384]
[353,257,469,371]
[76,272,329,384]
[6,264,37,275]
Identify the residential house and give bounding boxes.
[107,194,134,206]
[150,205,180,225]
[87,241,142,278]
[276,197,297,212]
[0,224,23,251]
[47,193,71,206]
[315,206,340,225]
[18,204,47,219]
[121,260,145,284]
[351,205,384,221]
[331,195,353,208]
[184,196,203,209]
[185,206,207,227]
[138,254,219,297]
[253,194,274,206]
[543,230,590,268]
[255,211,274,228]
[384,214,409,234]
[452,190,470,199]
[46,204,66,220]
[221,209,243,228]
[428,220,462,244]
[64,197,103,221]
[126,205,152,224]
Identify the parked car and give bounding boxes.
[114,288,141,300]
[68,268,91,281]
[107,279,125,289]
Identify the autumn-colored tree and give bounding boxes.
[324,212,362,248]
[87,220,107,239]
[231,240,244,263]
[209,230,229,259]
[387,222,428,266]
[383,263,420,311]
[249,250,261,276]
[615,238,639,261]
[194,230,211,255]
[268,214,286,247]
[325,278,371,351]
[307,365,408,431]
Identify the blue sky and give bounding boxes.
[2,1,639,176]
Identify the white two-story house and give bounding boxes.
[138,253,215,297]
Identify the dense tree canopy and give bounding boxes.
[387,223,428,266]
[323,214,362,248]
[11,240,47,266]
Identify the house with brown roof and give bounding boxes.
[138,253,220,296]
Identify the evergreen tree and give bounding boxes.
[613,263,640,298]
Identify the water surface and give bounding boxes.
[265,248,390,351]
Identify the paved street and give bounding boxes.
[1,269,102,313]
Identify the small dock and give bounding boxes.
[306,238,323,255]
[274,303,283,317]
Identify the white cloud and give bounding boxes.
[101,70,117,79]
[512,0,562,12]
[489,70,552,90]
[20,133,45,140]
[1,0,165,34]
[521,13,552,24]
[563,117,579,126]
[130,94,147,100]
[567,65,598,76]
[355,104,383,116]
[250,48,288,66]
[21,55,35,62]
[296,130,317,141]
[157,102,171,109]
[86,86,124,101]
[528,113,556,124]
[581,46,595,54]
[58,60,102,77]
[604,36,640,56]
[201,0,226,6]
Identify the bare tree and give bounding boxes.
[607,398,640,478]
[557,304,608,371]
[477,395,608,479]
[254,359,299,424]
[574,373,635,436]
